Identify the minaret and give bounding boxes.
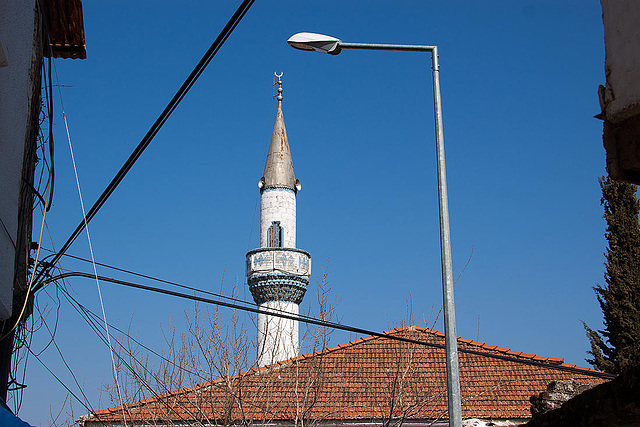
[246,74,311,367]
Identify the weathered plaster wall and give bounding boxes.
[0,1,39,320]
[601,0,640,123]
[600,1,640,183]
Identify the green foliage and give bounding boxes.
[585,176,640,374]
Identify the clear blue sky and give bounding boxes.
[17,1,608,425]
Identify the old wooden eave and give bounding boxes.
[41,0,86,59]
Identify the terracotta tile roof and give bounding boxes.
[83,326,610,425]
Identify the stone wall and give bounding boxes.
[525,365,640,426]
[529,379,596,417]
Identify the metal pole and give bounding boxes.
[306,40,463,426]
[431,46,462,427]
[338,42,435,52]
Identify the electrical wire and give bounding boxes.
[2,66,41,345]
[3,10,59,407]
[36,0,55,213]
[46,55,54,212]
[61,60,128,425]
[0,216,17,250]
[41,264,207,382]
[44,253,198,422]
[7,304,33,412]
[9,217,105,421]
[30,214,67,358]
[33,278,62,356]
[42,55,54,212]
[45,271,615,380]
[38,9,130,412]
[0,179,51,342]
[38,253,617,379]
[18,1,258,411]
[35,123,48,197]
[65,289,205,381]
[21,177,48,212]
[34,0,256,287]
[35,248,618,380]
[37,248,249,305]
[33,303,95,412]
[22,340,93,414]
[56,285,208,425]
[37,250,348,334]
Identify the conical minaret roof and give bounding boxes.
[261,78,297,191]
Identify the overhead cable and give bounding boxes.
[38,0,55,211]
[36,0,256,285]
[56,286,205,425]
[33,303,95,415]
[60,74,127,420]
[45,56,54,211]
[64,288,205,381]
[39,250,350,331]
[23,342,93,414]
[36,249,237,304]
[0,179,51,342]
[45,272,615,380]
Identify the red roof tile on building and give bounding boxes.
[82,326,610,425]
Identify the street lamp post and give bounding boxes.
[288,32,462,427]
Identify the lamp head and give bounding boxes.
[287,32,342,55]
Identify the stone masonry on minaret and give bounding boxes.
[246,74,311,367]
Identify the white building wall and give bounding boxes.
[0,1,39,320]
[256,301,299,367]
[260,188,296,248]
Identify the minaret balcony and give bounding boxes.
[246,247,311,278]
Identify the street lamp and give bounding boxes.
[288,32,462,427]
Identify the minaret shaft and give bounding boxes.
[256,301,299,366]
[260,189,296,248]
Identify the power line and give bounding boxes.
[56,285,209,426]
[31,303,96,414]
[0,216,16,250]
[38,0,56,212]
[42,54,54,212]
[58,284,205,381]
[0,178,51,342]
[37,258,616,379]
[37,249,239,305]
[35,0,256,286]
[59,68,128,419]
[23,341,93,415]
[45,271,615,380]
[39,251,365,337]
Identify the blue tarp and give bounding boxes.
[0,398,34,427]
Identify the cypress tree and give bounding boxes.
[584,175,640,374]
